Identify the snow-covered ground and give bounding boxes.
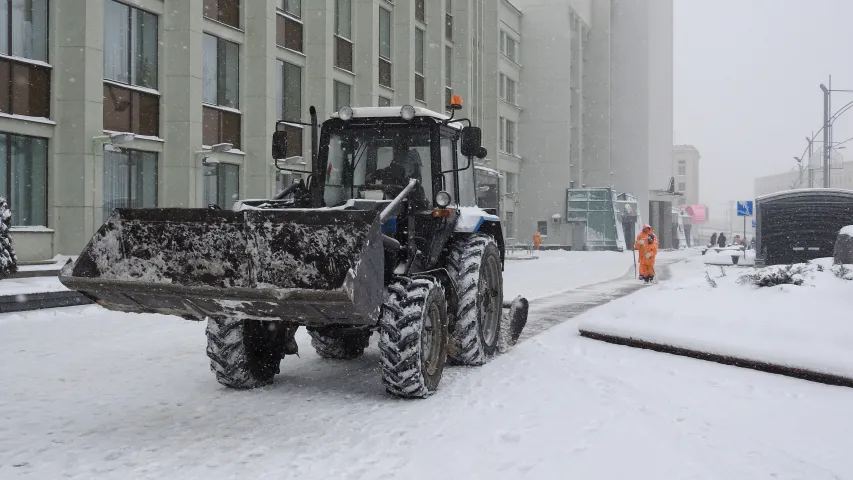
[2,302,852,479]
[0,276,67,295]
[703,247,756,266]
[503,250,634,300]
[2,251,852,479]
[579,257,853,378]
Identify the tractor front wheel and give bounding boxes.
[206,318,293,389]
[378,277,448,398]
[447,234,503,366]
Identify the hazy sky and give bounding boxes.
[674,0,853,214]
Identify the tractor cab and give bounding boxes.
[269,101,486,213]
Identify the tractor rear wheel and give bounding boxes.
[307,327,372,360]
[378,277,448,398]
[205,318,291,389]
[447,234,503,366]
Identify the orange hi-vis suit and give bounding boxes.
[635,225,658,281]
[533,231,541,250]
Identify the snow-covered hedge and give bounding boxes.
[0,197,17,278]
[737,263,821,287]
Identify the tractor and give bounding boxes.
[59,98,528,398]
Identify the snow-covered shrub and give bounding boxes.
[737,263,816,287]
[834,226,853,265]
[831,263,853,281]
[0,197,17,278]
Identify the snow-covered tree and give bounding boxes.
[0,197,18,278]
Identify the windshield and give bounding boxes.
[324,125,433,207]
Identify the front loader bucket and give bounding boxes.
[59,208,385,327]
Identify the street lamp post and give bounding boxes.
[821,83,831,188]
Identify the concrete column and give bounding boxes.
[424,0,445,112]
[242,0,278,198]
[52,0,105,255]
[451,0,474,120]
[161,0,204,208]
[353,0,378,107]
[305,0,334,121]
[392,1,415,104]
[482,0,500,166]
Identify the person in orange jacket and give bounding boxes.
[533,231,542,250]
[634,224,658,283]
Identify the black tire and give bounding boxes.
[447,234,503,366]
[307,327,372,360]
[379,277,448,398]
[205,318,289,389]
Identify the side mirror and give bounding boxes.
[461,126,482,157]
[272,130,288,159]
[476,147,488,159]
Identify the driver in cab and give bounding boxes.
[365,149,429,210]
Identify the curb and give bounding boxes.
[0,291,92,313]
[578,329,853,389]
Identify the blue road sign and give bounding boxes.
[737,201,754,217]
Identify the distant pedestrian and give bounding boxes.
[718,233,727,248]
[533,231,541,250]
[709,232,718,247]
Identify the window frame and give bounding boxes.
[415,0,426,23]
[445,0,453,41]
[202,33,240,110]
[101,147,159,219]
[0,131,48,227]
[334,80,351,110]
[203,0,240,29]
[203,161,240,208]
[0,0,49,63]
[277,60,303,158]
[276,0,303,53]
[103,0,159,90]
[334,0,354,71]
[414,27,425,101]
[378,6,392,88]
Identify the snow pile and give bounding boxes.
[703,247,754,266]
[840,225,853,237]
[736,261,822,287]
[579,257,853,379]
[0,197,17,278]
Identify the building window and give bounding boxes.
[203,162,239,208]
[276,0,303,53]
[334,80,351,110]
[0,0,50,118]
[378,96,391,107]
[499,116,504,151]
[505,172,517,194]
[502,118,516,155]
[335,0,353,71]
[678,160,686,176]
[678,182,686,192]
[202,33,241,148]
[415,0,425,23]
[102,149,158,219]
[103,0,159,136]
[0,0,48,62]
[445,0,452,41]
[277,60,303,158]
[537,221,547,235]
[505,211,514,238]
[0,133,47,226]
[415,28,425,101]
[504,35,518,63]
[500,32,505,57]
[445,46,452,109]
[506,77,516,104]
[378,7,392,88]
[203,0,239,29]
